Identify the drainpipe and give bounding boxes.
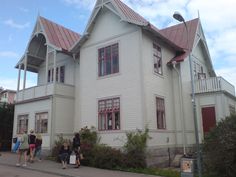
[172,61,186,155]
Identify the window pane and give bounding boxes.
[35,112,48,133]
[98,98,120,131]
[60,66,65,83]
[153,43,162,75]
[156,97,165,129]
[17,115,28,134]
[98,43,119,76]
[114,112,120,130]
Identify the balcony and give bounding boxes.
[16,83,75,102]
[195,77,235,96]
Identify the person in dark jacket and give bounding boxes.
[59,142,70,169]
[34,134,42,161]
[29,129,36,162]
[72,133,81,168]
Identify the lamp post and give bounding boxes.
[173,12,202,177]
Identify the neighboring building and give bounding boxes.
[0,89,16,104]
[13,0,236,166]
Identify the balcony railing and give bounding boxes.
[16,83,75,102]
[195,77,235,96]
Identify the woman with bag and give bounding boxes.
[59,142,71,169]
[16,130,29,167]
[72,132,81,168]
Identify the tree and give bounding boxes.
[203,114,236,177]
[0,103,14,151]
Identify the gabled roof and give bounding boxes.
[39,16,81,51]
[113,0,148,25]
[160,18,199,63]
[71,0,183,53]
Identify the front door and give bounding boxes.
[201,106,216,135]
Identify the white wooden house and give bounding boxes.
[13,0,236,166]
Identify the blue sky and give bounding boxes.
[1,0,236,90]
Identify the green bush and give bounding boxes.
[0,103,14,151]
[122,127,151,168]
[203,114,236,177]
[51,134,71,162]
[91,144,125,169]
[79,126,100,166]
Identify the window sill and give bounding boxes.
[97,72,121,80]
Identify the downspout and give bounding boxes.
[172,61,186,155]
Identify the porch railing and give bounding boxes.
[16,83,75,102]
[195,77,235,96]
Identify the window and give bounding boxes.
[98,43,119,77]
[156,97,166,129]
[35,112,48,133]
[153,43,162,75]
[48,66,65,83]
[17,115,28,134]
[229,105,236,115]
[98,98,120,130]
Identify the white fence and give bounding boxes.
[195,77,235,96]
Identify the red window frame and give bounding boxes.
[156,97,166,129]
[153,43,162,75]
[98,97,120,131]
[98,43,119,77]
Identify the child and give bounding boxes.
[59,142,70,169]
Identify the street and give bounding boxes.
[0,165,64,177]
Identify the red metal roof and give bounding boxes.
[114,0,148,25]
[160,18,199,50]
[39,16,81,51]
[160,18,199,63]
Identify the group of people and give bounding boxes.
[59,132,81,169]
[14,130,81,169]
[15,129,42,167]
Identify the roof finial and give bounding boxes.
[197,10,200,20]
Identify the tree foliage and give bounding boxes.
[0,103,14,151]
[203,114,236,177]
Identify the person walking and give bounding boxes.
[72,132,81,168]
[29,129,36,162]
[59,142,71,169]
[35,133,42,161]
[16,130,29,167]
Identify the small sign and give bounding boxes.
[181,159,193,173]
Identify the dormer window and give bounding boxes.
[153,43,162,75]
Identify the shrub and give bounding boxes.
[91,144,125,169]
[51,134,71,162]
[123,127,151,168]
[203,114,236,177]
[79,126,100,166]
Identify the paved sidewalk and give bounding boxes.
[0,152,161,177]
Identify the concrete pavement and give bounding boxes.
[0,152,161,177]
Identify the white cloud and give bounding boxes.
[19,7,29,13]
[0,76,37,91]
[216,67,236,91]
[0,78,17,90]
[4,19,30,29]
[0,51,19,58]
[62,0,95,10]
